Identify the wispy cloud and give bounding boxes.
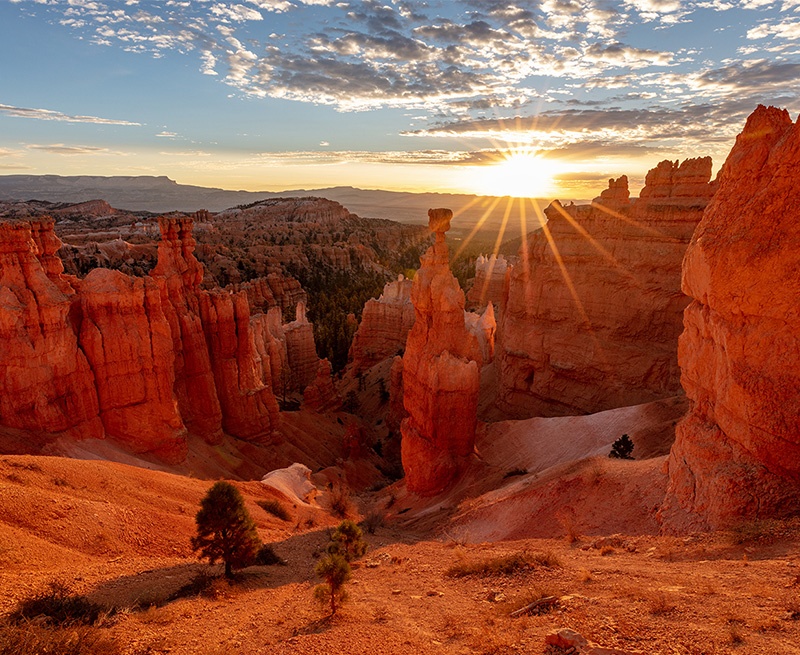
[27,143,112,155]
[0,103,141,125]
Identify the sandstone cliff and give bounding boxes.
[466,254,510,311]
[401,209,487,496]
[0,214,308,459]
[661,105,800,530]
[497,158,716,419]
[348,275,415,373]
[0,219,102,441]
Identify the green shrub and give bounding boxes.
[609,434,634,460]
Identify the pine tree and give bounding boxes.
[191,481,261,578]
[327,519,368,562]
[314,553,351,614]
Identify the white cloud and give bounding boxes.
[0,103,141,125]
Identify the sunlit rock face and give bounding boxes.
[79,268,188,462]
[401,209,486,496]
[0,214,297,459]
[661,105,800,531]
[348,275,415,373]
[466,254,510,312]
[150,216,224,444]
[496,157,715,419]
[0,218,103,440]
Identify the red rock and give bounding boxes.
[661,106,800,530]
[387,355,406,433]
[283,301,320,391]
[79,268,187,462]
[349,275,415,372]
[303,358,341,411]
[466,254,510,311]
[199,289,280,439]
[401,208,483,495]
[150,216,224,443]
[0,219,102,440]
[497,158,715,419]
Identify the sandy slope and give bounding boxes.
[2,453,800,654]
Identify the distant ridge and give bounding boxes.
[0,174,560,235]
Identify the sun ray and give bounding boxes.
[454,196,503,259]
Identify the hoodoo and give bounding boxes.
[497,158,716,419]
[661,105,800,530]
[400,209,484,496]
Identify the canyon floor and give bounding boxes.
[2,454,799,655]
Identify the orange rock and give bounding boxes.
[497,159,715,419]
[0,218,102,441]
[79,268,187,462]
[303,358,341,411]
[466,255,509,311]
[283,301,320,391]
[662,106,800,530]
[199,289,280,439]
[349,275,414,372]
[401,209,483,495]
[150,216,224,443]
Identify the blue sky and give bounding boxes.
[1,0,799,197]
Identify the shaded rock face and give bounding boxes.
[401,208,486,496]
[303,358,341,411]
[348,275,415,373]
[0,219,102,441]
[0,214,306,459]
[497,158,716,419]
[661,106,800,530]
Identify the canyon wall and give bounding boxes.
[661,105,800,530]
[466,254,509,311]
[496,158,716,419]
[0,214,317,460]
[348,275,415,373]
[401,209,490,496]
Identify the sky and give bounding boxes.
[1,0,799,199]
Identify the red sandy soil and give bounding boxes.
[2,454,800,654]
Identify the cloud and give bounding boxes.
[0,164,34,170]
[26,144,111,155]
[0,103,141,125]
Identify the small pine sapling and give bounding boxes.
[314,553,351,614]
[328,519,368,562]
[609,434,635,460]
[191,481,261,578]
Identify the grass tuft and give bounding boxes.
[257,499,291,521]
[444,551,562,578]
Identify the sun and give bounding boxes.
[470,150,555,198]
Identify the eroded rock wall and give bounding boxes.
[662,105,800,530]
[497,158,715,419]
[348,275,415,372]
[401,209,486,496]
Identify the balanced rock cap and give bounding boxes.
[428,208,453,233]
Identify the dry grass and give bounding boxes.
[502,584,560,615]
[578,568,593,583]
[328,485,355,519]
[7,582,107,626]
[0,623,120,655]
[257,499,291,521]
[445,551,562,578]
[557,509,582,544]
[644,590,676,616]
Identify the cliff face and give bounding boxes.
[0,219,102,440]
[400,209,486,496]
[348,275,415,372]
[0,214,307,459]
[662,106,800,530]
[497,158,716,419]
[79,268,187,461]
[466,254,509,311]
